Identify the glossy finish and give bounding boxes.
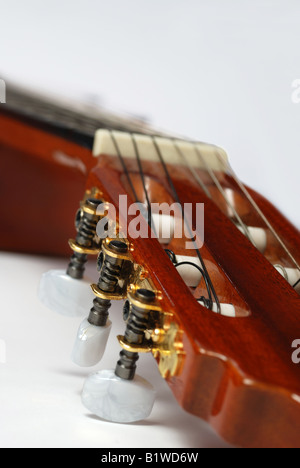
[1,109,300,447]
[71,318,112,367]
[38,269,94,317]
[82,369,156,423]
[86,154,300,448]
[0,112,92,256]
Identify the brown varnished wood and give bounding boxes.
[246,184,300,267]
[87,155,300,448]
[125,169,250,316]
[1,108,299,447]
[0,113,93,255]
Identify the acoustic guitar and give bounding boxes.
[0,84,299,448]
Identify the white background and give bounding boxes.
[0,0,299,226]
[0,0,299,448]
[0,253,231,448]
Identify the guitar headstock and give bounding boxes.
[40,129,300,448]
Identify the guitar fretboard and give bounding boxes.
[3,83,228,172]
[3,83,162,148]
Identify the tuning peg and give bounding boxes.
[72,239,134,366]
[81,369,156,423]
[38,269,94,317]
[38,195,104,317]
[71,317,112,367]
[81,288,159,422]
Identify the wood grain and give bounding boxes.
[87,155,300,448]
[1,109,299,447]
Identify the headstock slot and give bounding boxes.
[93,129,300,285]
[89,150,252,319]
[82,129,300,446]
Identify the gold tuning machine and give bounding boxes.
[116,288,185,379]
[67,188,104,279]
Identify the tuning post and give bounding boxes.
[81,287,159,423]
[117,310,186,380]
[67,196,104,279]
[81,287,186,422]
[115,288,160,380]
[72,239,134,367]
[88,239,133,326]
[38,189,104,317]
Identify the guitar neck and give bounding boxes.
[0,85,114,255]
[0,83,222,255]
[2,83,164,149]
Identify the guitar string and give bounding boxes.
[214,151,300,276]
[150,137,300,294]
[110,131,219,310]
[164,250,213,307]
[173,145,212,199]
[173,141,256,247]
[110,131,300,300]
[151,136,221,313]
[171,141,300,296]
[178,140,300,291]
[195,149,257,246]
[110,131,139,203]
[8,90,298,289]
[130,134,158,238]
[213,150,300,290]
[172,135,300,291]
[110,131,158,239]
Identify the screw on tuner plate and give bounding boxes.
[78,268,186,423]
[115,288,158,380]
